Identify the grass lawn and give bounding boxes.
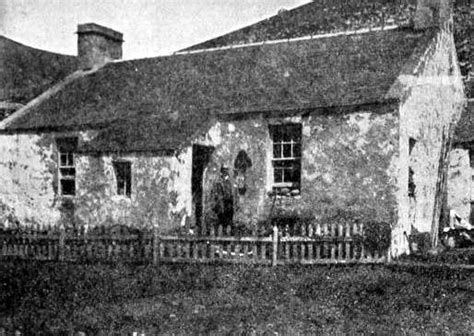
[0,260,473,335]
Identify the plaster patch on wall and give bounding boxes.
[205,121,223,146]
[447,147,471,219]
[0,133,59,227]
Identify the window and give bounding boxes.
[270,123,302,191]
[408,167,416,198]
[56,137,78,196]
[409,137,417,155]
[113,161,132,197]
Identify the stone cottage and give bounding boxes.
[0,0,466,257]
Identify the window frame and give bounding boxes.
[112,160,132,198]
[270,123,302,192]
[56,137,78,197]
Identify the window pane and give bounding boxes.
[293,144,301,157]
[60,152,74,167]
[273,144,282,158]
[67,153,74,166]
[273,126,282,142]
[60,168,75,177]
[60,153,68,166]
[280,126,288,142]
[283,144,292,158]
[113,161,132,197]
[117,181,126,195]
[290,164,301,184]
[61,179,75,196]
[126,171,132,197]
[291,125,302,141]
[274,168,283,183]
[274,160,292,168]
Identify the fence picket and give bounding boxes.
[226,242,232,259]
[330,224,336,260]
[0,222,385,265]
[338,223,344,260]
[285,241,290,261]
[345,222,351,260]
[308,241,313,261]
[360,223,366,261]
[261,243,267,261]
[243,244,249,261]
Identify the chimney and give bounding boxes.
[77,23,123,70]
[414,0,452,30]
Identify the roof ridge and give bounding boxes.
[174,24,401,55]
[0,35,77,59]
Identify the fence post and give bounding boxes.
[153,225,159,264]
[272,225,278,266]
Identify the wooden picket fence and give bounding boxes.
[0,222,386,265]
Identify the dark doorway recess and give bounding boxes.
[192,144,214,234]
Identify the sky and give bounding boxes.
[0,0,310,60]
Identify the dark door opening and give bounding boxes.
[192,144,214,235]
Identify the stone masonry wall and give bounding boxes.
[447,146,472,220]
[0,133,58,227]
[0,131,192,232]
[197,105,399,234]
[74,150,192,232]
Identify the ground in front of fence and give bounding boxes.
[0,261,472,335]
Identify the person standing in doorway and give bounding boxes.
[211,165,234,233]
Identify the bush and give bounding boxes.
[360,221,391,254]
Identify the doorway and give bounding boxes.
[192,144,214,235]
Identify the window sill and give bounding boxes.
[268,187,301,198]
[59,194,75,199]
[112,195,132,203]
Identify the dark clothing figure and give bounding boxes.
[213,177,233,225]
[211,168,234,233]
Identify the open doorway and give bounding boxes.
[192,144,214,235]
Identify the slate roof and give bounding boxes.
[184,0,471,94]
[2,27,436,152]
[0,36,78,105]
[182,0,417,51]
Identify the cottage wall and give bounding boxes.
[0,133,59,226]
[74,149,192,231]
[447,146,472,220]
[197,105,399,234]
[396,28,465,246]
[0,132,193,232]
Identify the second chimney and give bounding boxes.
[414,0,452,30]
[77,23,123,70]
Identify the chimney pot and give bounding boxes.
[77,23,123,70]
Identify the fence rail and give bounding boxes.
[0,222,386,265]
